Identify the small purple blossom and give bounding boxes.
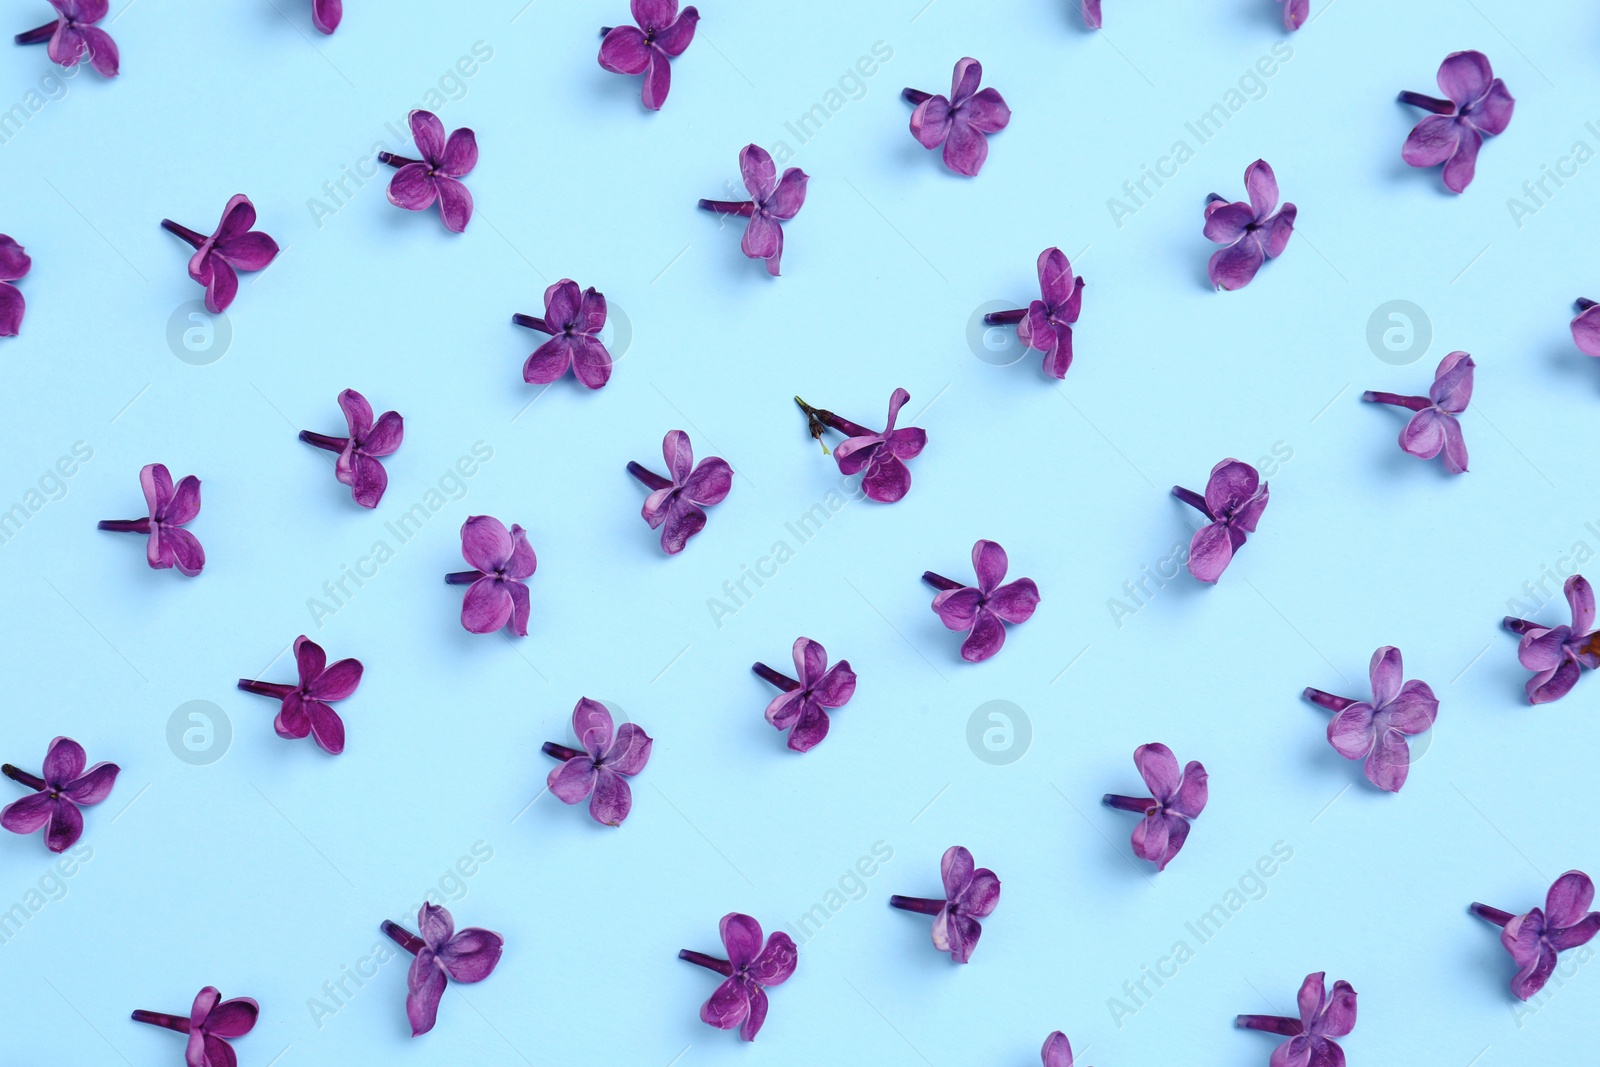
[1401,51,1513,193]
[1042,1031,1079,1067]
[162,195,279,313]
[98,463,204,577]
[515,280,612,389]
[598,1,699,111]
[299,389,403,508]
[1,737,118,853]
[904,58,1011,177]
[543,698,653,826]
[889,846,1000,963]
[1102,743,1208,870]
[679,913,798,1041]
[14,1,118,77]
[131,986,259,1067]
[1277,0,1308,31]
[1203,160,1296,290]
[1473,871,1600,1000]
[753,637,856,753]
[1504,575,1599,704]
[923,539,1040,663]
[1236,972,1357,1067]
[795,389,926,503]
[0,235,30,337]
[380,110,477,233]
[1172,458,1268,583]
[237,636,363,756]
[698,145,808,276]
[383,903,504,1037]
[312,0,341,34]
[984,247,1084,378]
[1362,351,1473,473]
[447,516,536,636]
[1304,646,1438,792]
[1572,298,1600,357]
[628,430,732,554]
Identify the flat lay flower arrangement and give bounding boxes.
[1,2,1596,1065]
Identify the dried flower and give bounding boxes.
[237,636,362,755]
[1203,160,1295,290]
[628,429,732,554]
[598,1,699,110]
[903,58,1010,177]
[1,737,118,853]
[162,195,279,313]
[98,463,204,576]
[0,235,30,336]
[1473,871,1600,1000]
[983,248,1084,378]
[1504,575,1599,704]
[889,845,1000,963]
[1400,51,1513,193]
[923,539,1039,662]
[379,110,477,233]
[383,903,504,1036]
[1171,458,1268,583]
[131,987,258,1067]
[446,516,536,636]
[299,389,403,508]
[1362,351,1472,473]
[14,1,118,77]
[753,637,856,752]
[515,280,612,389]
[543,698,653,826]
[794,389,926,503]
[698,145,807,276]
[1236,972,1357,1067]
[679,913,797,1041]
[1304,646,1437,791]
[1102,743,1208,870]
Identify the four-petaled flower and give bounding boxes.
[1400,51,1513,194]
[543,698,653,826]
[1,736,118,853]
[516,279,613,389]
[1473,871,1600,1000]
[697,145,808,276]
[889,845,1001,963]
[1042,1031,1079,1067]
[679,913,798,1041]
[299,389,403,508]
[447,516,537,636]
[753,637,857,753]
[1102,743,1208,870]
[923,539,1040,662]
[237,636,363,756]
[312,0,341,34]
[131,986,259,1067]
[1304,646,1438,792]
[1504,575,1599,704]
[162,195,280,313]
[382,903,504,1037]
[1362,351,1473,474]
[1019,247,1084,378]
[1277,0,1308,32]
[904,57,1011,177]
[1203,160,1296,290]
[628,429,732,554]
[795,389,927,503]
[1236,971,1357,1067]
[380,110,478,233]
[0,234,30,337]
[1171,458,1269,583]
[598,1,699,110]
[14,1,118,77]
[98,463,205,576]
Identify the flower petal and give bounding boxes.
[1386,680,1438,733]
[523,337,574,384]
[1368,646,1403,706]
[433,176,474,233]
[460,515,511,571]
[682,457,732,506]
[44,799,83,852]
[461,577,513,634]
[203,998,259,1039]
[961,86,1011,133]
[653,6,698,56]
[604,723,653,776]
[598,25,651,74]
[408,109,447,164]
[1208,233,1267,290]
[1399,409,1446,460]
[941,117,991,177]
[1327,703,1377,760]
[1,792,53,835]
[748,931,798,985]
[1429,351,1475,413]
[1134,742,1181,800]
[765,169,809,221]
[1363,728,1411,792]
[701,977,750,1031]
[405,953,447,1036]
[985,578,1039,624]
[0,283,23,337]
[1471,78,1515,136]
[1401,114,1461,168]
[860,453,911,502]
[739,144,777,201]
[1545,871,1596,929]
[909,95,953,149]
[387,164,437,212]
[932,586,982,630]
[1437,50,1494,106]
[61,762,119,805]
[970,539,1009,592]
[547,757,598,804]
[42,736,87,784]
[438,928,504,982]
[658,498,708,554]
[438,128,478,178]
[305,701,346,755]
[1186,521,1234,582]
[1243,159,1279,217]
[720,913,764,969]
[1442,126,1483,193]
[1567,575,1596,634]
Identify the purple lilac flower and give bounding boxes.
[794,389,926,503]
[1504,575,1599,704]
[903,58,1011,177]
[1236,972,1357,1067]
[1362,351,1472,474]
[1042,1032,1077,1067]
[598,1,699,110]
[98,463,204,577]
[515,280,612,389]
[0,235,30,337]
[162,196,279,313]
[1102,743,1208,870]
[1171,458,1268,583]
[383,903,504,1037]
[131,986,258,1067]
[753,637,856,753]
[1572,298,1600,357]
[14,1,118,77]
[1,737,118,853]
[984,248,1084,378]
[1304,647,1438,792]
[1277,0,1308,31]
[1473,871,1600,1000]
[628,430,732,554]
[543,698,653,826]
[889,846,1000,963]
[312,0,341,33]
[1203,160,1295,290]
[698,145,808,276]
[679,913,797,1041]
[1401,51,1513,194]
[1080,1,1102,29]
[446,516,536,636]
[236,636,362,756]
[923,540,1040,663]
[379,110,477,233]
[299,389,403,508]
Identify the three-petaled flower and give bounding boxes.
[1102,743,1208,870]
[1,736,118,853]
[903,58,1011,177]
[1203,160,1296,290]
[0,235,30,337]
[598,1,699,110]
[543,698,653,826]
[698,145,808,276]
[237,636,363,755]
[98,463,205,576]
[753,637,856,753]
[984,247,1085,378]
[515,280,613,389]
[447,516,537,636]
[1504,575,1599,704]
[923,539,1040,662]
[628,429,732,554]
[380,110,478,233]
[1304,646,1438,792]
[794,389,926,503]
[1172,458,1268,583]
[679,913,798,1041]
[889,845,1000,963]
[14,1,118,77]
[1362,351,1473,474]
[162,195,280,313]
[131,986,258,1067]
[299,389,403,508]
[1400,51,1513,193]
[382,903,504,1036]
[1472,871,1600,1000]
[1236,972,1357,1067]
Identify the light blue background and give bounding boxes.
[1,0,1596,1063]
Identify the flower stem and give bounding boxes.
[2,764,45,791]
[160,220,207,248]
[542,742,582,762]
[752,662,801,692]
[984,309,1028,325]
[1362,390,1429,411]
[237,679,294,699]
[902,88,933,105]
[130,1010,190,1033]
[1302,687,1356,713]
[697,199,755,217]
[888,895,944,915]
[627,461,672,491]
[97,518,151,533]
[1102,794,1155,813]
[378,152,420,169]
[1577,298,1598,313]
[792,397,832,453]
[14,22,55,46]
[1170,486,1212,519]
[382,920,425,955]
[1398,90,1455,114]
[299,430,347,453]
[1502,617,1540,636]
[512,313,551,334]
[678,949,734,976]
[445,570,485,585]
[921,571,962,592]
[600,27,613,36]
[1471,902,1514,927]
[1235,1015,1302,1036]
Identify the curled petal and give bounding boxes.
[654,7,699,56]
[1437,50,1494,106]
[405,953,447,1036]
[860,453,911,502]
[1545,871,1597,929]
[547,757,599,804]
[1566,575,1596,634]
[1441,126,1483,194]
[931,586,982,630]
[682,457,732,506]
[910,95,954,149]
[438,928,503,982]
[1327,702,1378,760]
[959,611,1007,662]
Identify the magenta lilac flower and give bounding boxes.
[628,430,732,554]
[1,737,118,853]
[1304,646,1438,792]
[237,636,362,756]
[1504,575,1599,704]
[515,280,612,389]
[890,845,1000,963]
[1236,972,1357,1067]
[1203,160,1295,290]
[1042,1032,1077,1067]
[383,903,504,1037]
[447,516,536,636]
[1362,351,1472,474]
[753,637,856,753]
[1473,871,1600,1000]
[984,248,1084,378]
[679,913,797,1041]
[0,235,30,337]
[794,389,926,503]
[1277,0,1308,31]
[598,1,699,111]
[98,463,204,577]
[1572,298,1600,357]
[698,145,807,276]
[1172,459,1268,583]
[1080,1,1101,29]
[131,986,258,1067]
[1102,743,1208,870]
[543,698,653,826]
[14,1,118,77]
[923,539,1040,663]
[299,389,403,508]
[1400,51,1513,193]
[903,58,1010,177]
[162,195,279,313]
[312,0,341,33]
[380,110,477,233]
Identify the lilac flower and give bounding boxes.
[1236,972,1357,1067]
[1042,1032,1078,1067]
[515,280,612,389]
[1102,743,1208,870]
[753,637,856,753]
[131,986,258,1067]
[1171,458,1268,583]
[13,1,118,77]
[312,0,341,34]
[161,196,279,313]
[1203,160,1296,290]
[698,145,808,276]
[1572,298,1600,357]
[679,913,797,1041]
[379,110,477,233]
[984,248,1085,378]
[1080,1,1101,29]
[1473,871,1600,1000]
[98,463,204,577]
[299,389,403,508]
[598,1,699,111]
[923,540,1040,663]
[903,58,1011,177]
[543,698,653,826]
[237,636,363,756]
[1504,575,1599,704]
[1,737,118,853]
[628,430,732,554]
[1277,0,1308,31]
[1401,51,1513,194]
[446,516,536,636]
[1304,647,1438,792]
[0,235,30,337]
[1362,351,1473,474]
[794,389,926,503]
[889,846,1000,963]
[383,903,504,1036]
